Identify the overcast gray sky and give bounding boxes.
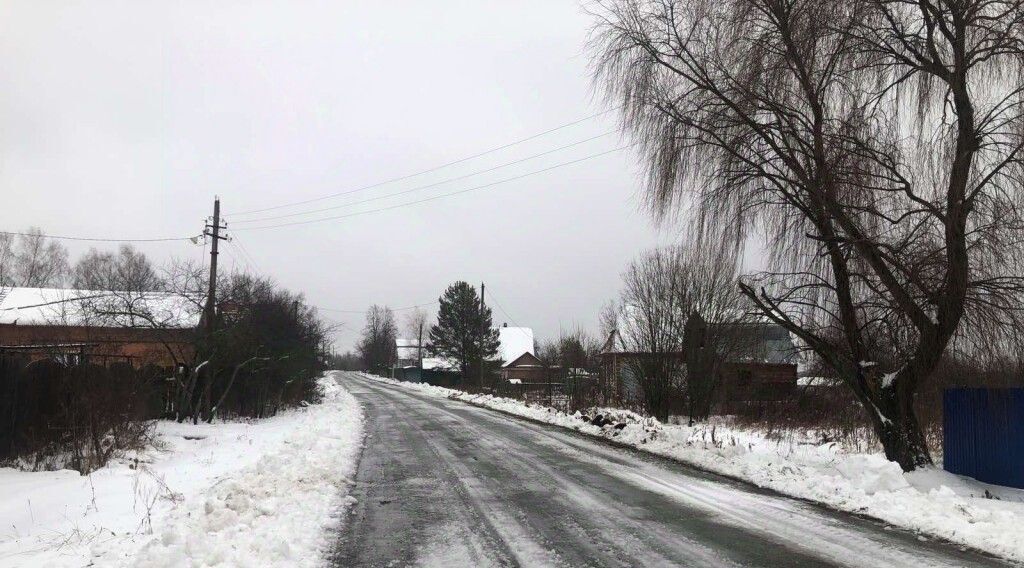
[0,1,686,350]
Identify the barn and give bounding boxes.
[0,287,200,369]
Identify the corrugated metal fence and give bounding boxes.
[943,388,1024,489]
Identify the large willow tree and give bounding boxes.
[591,0,1024,470]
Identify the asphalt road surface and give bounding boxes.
[332,372,1012,568]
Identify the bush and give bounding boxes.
[0,357,160,473]
[169,273,329,423]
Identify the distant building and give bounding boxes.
[496,324,564,396]
[392,337,459,386]
[496,324,536,382]
[500,351,549,384]
[0,287,200,368]
[395,338,423,369]
[497,325,534,365]
[393,324,560,391]
[598,317,798,414]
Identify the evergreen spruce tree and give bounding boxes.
[428,281,500,384]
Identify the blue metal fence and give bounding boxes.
[943,388,1024,489]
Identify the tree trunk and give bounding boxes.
[872,412,932,472]
[870,379,933,472]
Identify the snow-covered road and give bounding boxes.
[333,372,1011,568]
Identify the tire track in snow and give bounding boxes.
[337,374,1012,568]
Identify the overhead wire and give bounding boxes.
[230,130,619,225]
[234,145,633,232]
[0,108,624,347]
[227,231,262,272]
[0,230,201,243]
[229,107,620,216]
[316,301,434,314]
[221,245,243,273]
[0,110,623,246]
[222,242,254,274]
[485,287,534,343]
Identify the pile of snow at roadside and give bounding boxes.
[0,371,363,568]
[361,373,1024,564]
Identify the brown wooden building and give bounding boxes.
[500,351,554,384]
[716,361,798,414]
[0,288,199,369]
[598,319,798,414]
[500,351,565,403]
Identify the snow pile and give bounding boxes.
[0,371,363,567]
[362,373,1024,563]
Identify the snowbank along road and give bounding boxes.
[332,372,1013,568]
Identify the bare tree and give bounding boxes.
[591,0,1024,469]
[404,307,431,369]
[73,245,162,292]
[616,244,749,421]
[330,350,364,371]
[617,248,691,421]
[596,300,621,404]
[0,228,70,287]
[536,339,561,366]
[0,233,16,287]
[359,305,398,375]
[598,300,619,339]
[675,245,751,424]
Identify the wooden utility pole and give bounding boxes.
[479,281,486,389]
[203,197,228,334]
[417,319,424,370]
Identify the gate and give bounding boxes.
[943,388,1024,489]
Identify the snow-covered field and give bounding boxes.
[0,371,364,568]
[361,373,1024,564]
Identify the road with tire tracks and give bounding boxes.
[332,372,1010,568]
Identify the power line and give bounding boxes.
[221,243,250,273]
[316,301,434,314]
[222,242,248,272]
[0,292,119,312]
[486,287,534,343]
[0,230,200,243]
[228,232,262,272]
[230,130,619,225]
[230,107,620,216]
[234,145,632,232]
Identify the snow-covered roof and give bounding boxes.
[502,351,543,369]
[497,326,533,364]
[797,376,843,387]
[0,287,201,329]
[422,357,456,371]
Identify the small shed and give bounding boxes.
[0,287,199,368]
